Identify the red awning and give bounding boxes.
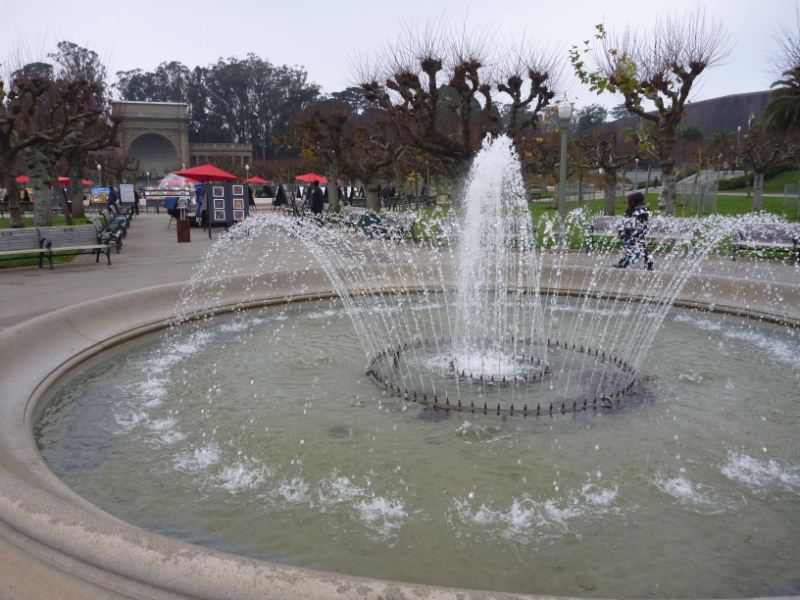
[15,175,30,184]
[245,176,269,184]
[295,172,328,184]
[175,163,239,182]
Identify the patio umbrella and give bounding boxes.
[295,172,328,184]
[57,176,70,186]
[245,176,269,184]
[15,175,29,184]
[175,163,238,182]
[82,179,94,186]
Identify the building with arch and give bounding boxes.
[113,101,252,178]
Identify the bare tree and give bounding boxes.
[574,130,636,215]
[739,126,790,212]
[571,11,730,214]
[358,21,560,176]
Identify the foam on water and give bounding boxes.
[450,483,620,543]
[218,459,269,493]
[356,496,407,537]
[275,477,310,503]
[721,452,800,493]
[173,443,221,473]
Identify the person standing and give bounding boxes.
[310,180,324,215]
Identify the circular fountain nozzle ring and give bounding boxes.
[366,337,637,417]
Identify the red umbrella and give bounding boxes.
[57,176,70,186]
[82,179,94,186]
[245,176,269,184]
[15,175,30,184]
[295,172,328,184]
[175,163,238,182]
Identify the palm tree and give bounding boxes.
[764,67,800,133]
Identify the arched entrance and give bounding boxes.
[128,133,180,176]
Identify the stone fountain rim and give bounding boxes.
[1,267,798,600]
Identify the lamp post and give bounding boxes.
[557,99,573,228]
[245,163,250,182]
[96,163,102,187]
[634,158,639,190]
[146,171,150,188]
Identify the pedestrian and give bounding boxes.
[274,184,287,208]
[310,180,324,215]
[615,192,653,270]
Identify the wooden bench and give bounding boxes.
[38,225,112,267]
[732,223,800,262]
[586,216,701,254]
[0,228,50,268]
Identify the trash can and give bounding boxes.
[177,218,191,243]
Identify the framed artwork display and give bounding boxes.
[233,209,245,221]
[213,198,224,210]
[213,209,226,222]
[232,184,244,196]
[233,198,244,209]
[213,186,224,197]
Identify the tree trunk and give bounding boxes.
[1,159,25,228]
[604,172,617,216]
[365,184,380,211]
[68,155,86,219]
[326,162,340,213]
[752,171,764,212]
[26,148,52,227]
[644,163,653,194]
[659,158,677,215]
[578,174,584,203]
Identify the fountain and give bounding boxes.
[19,136,800,598]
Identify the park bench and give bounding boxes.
[38,224,112,267]
[0,228,49,268]
[732,223,800,262]
[585,215,701,254]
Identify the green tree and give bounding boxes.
[609,103,632,120]
[574,103,608,132]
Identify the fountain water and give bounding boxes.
[34,134,800,599]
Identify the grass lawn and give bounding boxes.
[0,216,89,229]
[726,170,800,194]
[0,216,89,268]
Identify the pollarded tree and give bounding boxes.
[571,12,730,214]
[739,125,791,212]
[574,130,637,215]
[358,22,559,176]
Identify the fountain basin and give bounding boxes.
[1,265,798,599]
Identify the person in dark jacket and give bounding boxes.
[310,180,324,215]
[615,192,653,270]
[273,184,287,208]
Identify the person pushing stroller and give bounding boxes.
[615,192,654,270]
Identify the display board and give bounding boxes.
[119,184,136,206]
[143,186,193,211]
[207,182,249,226]
[89,187,110,207]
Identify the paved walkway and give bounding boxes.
[1,211,798,331]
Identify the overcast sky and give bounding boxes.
[0,0,796,111]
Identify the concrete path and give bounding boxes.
[1,211,799,331]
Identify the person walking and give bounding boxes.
[310,180,324,215]
[615,192,653,270]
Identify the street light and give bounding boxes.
[96,163,102,186]
[245,163,250,182]
[557,98,573,228]
[634,158,639,189]
[146,171,151,188]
